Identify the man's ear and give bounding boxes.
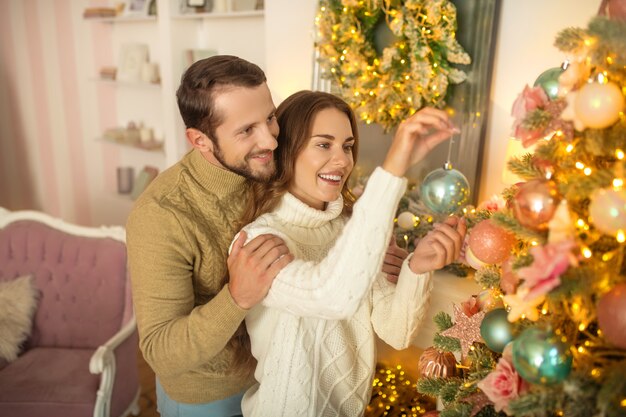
[185,128,214,153]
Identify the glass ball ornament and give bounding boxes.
[512,327,573,385]
[597,283,626,349]
[480,308,514,353]
[476,289,504,311]
[513,179,560,231]
[575,80,625,129]
[464,246,487,270]
[397,211,418,230]
[588,187,626,235]
[467,219,516,264]
[420,163,470,215]
[533,67,564,100]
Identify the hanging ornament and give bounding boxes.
[574,79,625,129]
[420,162,470,215]
[558,60,591,96]
[561,90,586,131]
[440,305,486,358]
[476,289,505,311]
[589,188,626,235]
[480,308,514,353]
[533,66,564,100]
[397,211,418,230]
[464,246,488,270]
[468,219,516,264]
[513,179,560,231]
[418,347,458,378]
[597,283,626,349]
[511,327,573,385]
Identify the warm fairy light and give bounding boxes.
[579,323,586,331]
[591,368,601,377]
[577,346,585,353]
[584,167,592,176]
[575,161,585,169]
[620,398,626,407]
[616,149,624,159]
[582,247,592,258]
[618,230,626,243]
[530,240,539,246]
[614,178,624,189]
[577,219,586,228]
[566,144,574,152]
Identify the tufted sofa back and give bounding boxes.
[0,220,129,350]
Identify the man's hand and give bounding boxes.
[382,238,409,284]
[227,232,294,309]
[409,216,467,275]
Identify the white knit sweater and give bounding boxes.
[237,168,434,417]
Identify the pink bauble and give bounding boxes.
[468,219,516,264]
[597,283,626,349]
[513,179,560,231]
[465,246,487,270]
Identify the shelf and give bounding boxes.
[172,10,264,20]
[93,78,161,90]
[98,137,165,154]
[84,15,158,23]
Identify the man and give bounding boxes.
[126,55,293,417]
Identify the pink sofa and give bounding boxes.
[0,208,140,417]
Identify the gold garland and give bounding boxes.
[315,0,470,131]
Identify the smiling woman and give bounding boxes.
[232,90,466,415]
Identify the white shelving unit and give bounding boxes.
[84,0,266,203]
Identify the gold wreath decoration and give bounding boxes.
[315,0,471,132]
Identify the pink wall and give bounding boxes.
[0,0,119,226]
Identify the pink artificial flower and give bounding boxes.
[517,239,578,300]
[477,344,529,414]
[461,296,481,317]
[511,85,549,148]
[477,194,507,212]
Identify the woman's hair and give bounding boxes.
[239,90,360,228]
[176,55,266,141]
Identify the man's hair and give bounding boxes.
[176,55,266,141]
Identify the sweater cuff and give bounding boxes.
[398,254,433,293]
[212,284,249,321]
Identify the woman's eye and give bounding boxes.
[317,143,330,149]
[344,144,354,152]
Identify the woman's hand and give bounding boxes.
[382,107,459,177]
[382,238,409,284]
[409,216,467,275]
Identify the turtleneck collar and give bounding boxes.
[187,149,248,198]
[273,192,344,228]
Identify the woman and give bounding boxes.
[229,91,466,416]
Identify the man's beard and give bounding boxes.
[213,145,275,183]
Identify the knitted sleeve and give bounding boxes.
[127,201,247,377]
[370,255,433,350]
[241,167,407,320]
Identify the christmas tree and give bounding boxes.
[414,12,626,417]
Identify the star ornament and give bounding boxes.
[441,305,486,358]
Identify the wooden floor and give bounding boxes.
[136,349,159,417]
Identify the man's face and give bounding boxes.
[210,84,279,182]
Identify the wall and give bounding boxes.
[0,0,603,226]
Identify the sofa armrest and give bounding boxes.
[89,317,137,417]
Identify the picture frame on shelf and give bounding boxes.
[124,0,150,16]
[117,43,149,82]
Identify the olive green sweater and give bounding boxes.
[126,149,254,403]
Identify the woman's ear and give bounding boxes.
[185,128,214,153]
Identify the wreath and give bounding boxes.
[315,0,471,132]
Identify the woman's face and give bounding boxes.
[289,107,355,210]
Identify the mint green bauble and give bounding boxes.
[512,327,572,385]
[420,166,470,215]
[480,308,514,353]
[533,67,564,100]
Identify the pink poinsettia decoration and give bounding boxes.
[517,239,578,300]
[478,344,529,414]
[511,85,549,148]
